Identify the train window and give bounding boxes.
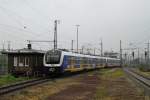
[104,59,106,63]
[102,59,105,64]
[92,58,95,64]
[75,57,77,64]
[75,57,80,64]
[72,56,76,64]
[68,56,71,65]
[82,57,86,64]
[95,59,97,64]
[85,57,88,63]
[45,50,61,64]
[81,57,83,64]
[89,58,93,64]
[68,56,73,65]
[88,58,90,64]
[80,57,84,64]
[109,59,112,63]
[99,58,102,64]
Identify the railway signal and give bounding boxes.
[145,51,147,58]
[120,40,122,67]
[132,52,134,58]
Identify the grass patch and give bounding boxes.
[99,68,124,79]
[94,86,108,99]
[135,64,150,72]
[94,68,125,100]
[0,74,30,86]
[139,67,150,72]
[2,78,81,100]
[136,68,150,77]
[107,69,124,78]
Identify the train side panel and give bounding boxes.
[43,50,121,75]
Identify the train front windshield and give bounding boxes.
[45,50,61,64]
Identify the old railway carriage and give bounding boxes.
[3,48,45,76]
[44,49,120,75]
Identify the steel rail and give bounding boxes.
[0,78,51,95]
[123,68,150,96]
[0,68,104,96]
[129,68,150,80]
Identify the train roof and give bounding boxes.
[47,49,120,60]
[2,48,46,54]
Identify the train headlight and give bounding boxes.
[49,68,55,72]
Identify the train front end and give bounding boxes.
[43,50,63,75]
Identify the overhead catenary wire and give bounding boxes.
[0,26,51,50]
[23,0,50,21]
[0,2,51,36]
[0,5,25,27]
[0,1,53,50]
[0,24,47,40]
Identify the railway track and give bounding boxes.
[0,68,105,96]
[123,68,150,95]
[129,68,150,80]
[0,78,51,95]
[0,70,91,95]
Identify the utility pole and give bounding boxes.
[138,48,140,64]
[71,40,74,52]
[132,51,134,66]
[124,53,127,65]
[81,46,84,54]
[54,20,60,50]
[120,40,122,67]
[2,41,5,51]
[100,39,103,56]
[76,25,80,53]
[129,43,140,66]
[7,41,11,51]
[94,48,96,55]
[145,41,150,67]
[127,53,129,65]
[54,20,57,50]
[147,41,150,67]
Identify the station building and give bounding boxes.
[2,44,46,76]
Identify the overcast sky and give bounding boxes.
[0,0,150,53]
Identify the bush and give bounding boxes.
[0,74,29,86]
[139,65,150,72]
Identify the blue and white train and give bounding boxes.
[43,49,120,75]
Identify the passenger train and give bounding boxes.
[43,49,120,75]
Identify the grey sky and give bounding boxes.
[0,0,150,53]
